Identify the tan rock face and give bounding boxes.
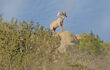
[75,34,86,40]
[76,34,82,40]
[56,31,78,53]
[56,31,78,43]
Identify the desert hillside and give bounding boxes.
[0,19,110,70]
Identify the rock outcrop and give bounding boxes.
[56,31,78,53]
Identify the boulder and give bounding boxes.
[56,31,78,53]
[56,31,78,44]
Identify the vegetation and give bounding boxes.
[0,16,110,70]
[0,17,60,70]
[78,32,103,54]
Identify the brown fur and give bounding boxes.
[50,12,67,32]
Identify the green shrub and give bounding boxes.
[78,32,103,54]
[0,19,60,70]
[101,42,110,54]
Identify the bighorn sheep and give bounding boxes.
[50,11,67,32]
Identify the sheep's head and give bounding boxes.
[57,11,67,18]
[63,11,67,17]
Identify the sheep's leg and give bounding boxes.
[52,27,56,33]
[60,26,64,32]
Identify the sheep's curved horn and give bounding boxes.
[63,11,67,17]
[57,13,60,16]
[57,11,62,16]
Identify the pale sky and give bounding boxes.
[0,0,110,41]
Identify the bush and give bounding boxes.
[0,19,60,70]
[78,32,103,54]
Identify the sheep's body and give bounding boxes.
[50,12,67,32]
[50,17,64,32]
